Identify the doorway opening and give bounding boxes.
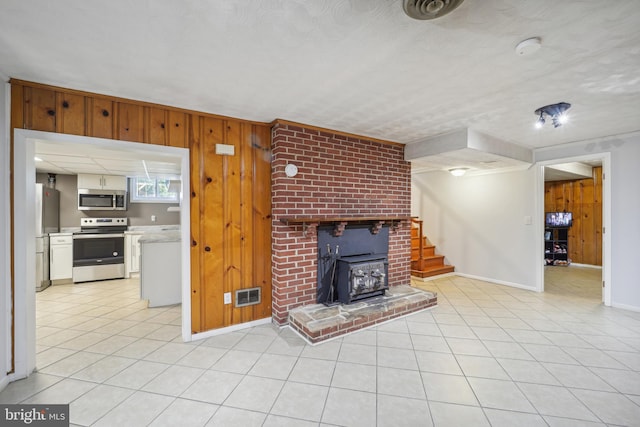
[12,129,191,379]
[536,153,611,306]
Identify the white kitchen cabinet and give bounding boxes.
[50,233,73,281]
[124,232,143,277]
[140,236,181,307]
[77,174,127,191]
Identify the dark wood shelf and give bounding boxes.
[279,216,411,225]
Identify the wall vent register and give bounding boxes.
[235,287,261,307]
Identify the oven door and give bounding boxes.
[73,233,125,282]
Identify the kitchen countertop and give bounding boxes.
[127,225,180,232]
[138,231,181,243]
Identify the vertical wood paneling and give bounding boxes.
[252,125,273,319]
[147,107,168,146]
[544,166,602,266]
[117,103,144,142]
[10,80,273,335]
[238,123,254,324]
[225,120,243,325]
[201,117,226,330]
[168,111,187,148]
[56,92,85,135]
[24,87,56,131]
[189,116,203,332]
[87,98,115,139]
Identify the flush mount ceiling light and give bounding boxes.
[403,0,465,20]
[448,167,469,177]
[534,102,571,129]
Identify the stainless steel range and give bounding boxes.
[73,217,127,283]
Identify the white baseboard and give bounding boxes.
[611,302,640,313]
[570,263,603,270]
[454,273,538,292]
[0,374,9,393]
[190,317,273,342]
[412,272,456,282]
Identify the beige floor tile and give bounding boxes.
[224,375,284,413]
[378,366,426,399]
[571,388,640,426]
[149,398,219,427]
[321,388,376,427]
[421,372,477,405]
[92,390,174,427]
[456,354,510,380]
[270,382,328,421]
[428,401,490,426]
[69,384,133,425]
[205,406,266,427]
[467,377,535,412]
[517,383,600,422]
[180,370,243,404]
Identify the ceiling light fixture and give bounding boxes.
[534,102,571,129]
[449,167,469,177]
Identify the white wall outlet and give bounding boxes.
[224,292,232,304]
[151,215,157,222]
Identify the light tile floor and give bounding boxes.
[2,267,640,426]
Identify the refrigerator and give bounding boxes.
[35,183,60,292]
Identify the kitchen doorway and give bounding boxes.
[12,129,191,379]
[536,153,611,305]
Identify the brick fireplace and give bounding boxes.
[271,121,413,325]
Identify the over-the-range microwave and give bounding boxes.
[78,189,127,211]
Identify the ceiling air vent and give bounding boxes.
[403,0,465,20]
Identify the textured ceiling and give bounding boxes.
[34,140,181,177]
[1,1,640,155]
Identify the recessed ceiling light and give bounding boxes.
[34,157,42,162]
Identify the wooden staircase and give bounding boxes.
[411,217,455,278]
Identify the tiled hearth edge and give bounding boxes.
[288,285,437,344]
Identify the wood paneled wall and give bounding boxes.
[544,166,602,266]
[10,80,272,333]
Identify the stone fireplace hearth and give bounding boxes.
[289,284,437,344]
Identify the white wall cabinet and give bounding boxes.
[77,174,127,191]
[50,233,73,281]
[125,232,143,277]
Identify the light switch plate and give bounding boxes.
[224,292,232,304]
[524,215,532,225]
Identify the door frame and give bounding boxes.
[534,152,611,305]
[11,129,191,379]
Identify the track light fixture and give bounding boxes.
[534,102,571,128]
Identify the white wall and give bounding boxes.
[0,80,10,391]
[536,132,640,311]
[411,167,538,289]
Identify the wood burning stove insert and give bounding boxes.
[318,223,390,305]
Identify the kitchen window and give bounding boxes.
[130,177,179,203]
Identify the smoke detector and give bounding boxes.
[403,0,465,20]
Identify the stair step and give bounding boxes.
[411,255,445,270]
[411,246,436,259]
[411,265,455,278]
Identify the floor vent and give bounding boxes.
[235,287,261,307]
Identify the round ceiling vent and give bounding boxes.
[403,0,465,20]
